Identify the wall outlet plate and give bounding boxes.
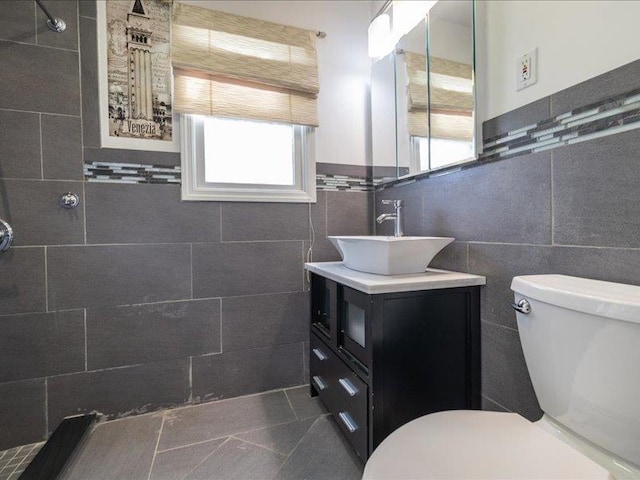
[517,48,538,91]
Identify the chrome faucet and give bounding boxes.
[376,199,404,237]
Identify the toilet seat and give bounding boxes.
[362,411,612,480]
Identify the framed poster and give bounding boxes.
[96,0,179,152]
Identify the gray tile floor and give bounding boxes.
[55,386,364,480]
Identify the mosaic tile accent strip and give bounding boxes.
[84,162,376,191]
[482,87,640,161]
[0,442,44,480]
[84,162,181,184]
[316,174,375,192]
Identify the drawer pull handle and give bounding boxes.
[312,376,327,391]
[338,378,359,396]
[312,348,328,361]
[338,412,358,433]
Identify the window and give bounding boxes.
[171,3,319,202]
[181,115,315,202]
[204,118,294,185]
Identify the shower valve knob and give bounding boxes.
[59,192,80,209]
[0,219,13,253]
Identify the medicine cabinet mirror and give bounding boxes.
[371,0,476,183]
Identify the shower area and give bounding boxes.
[0,0,373,478]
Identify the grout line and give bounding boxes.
[188,357,193,403]
[157,437,230,455]
[77,0,84,151]
[82,182,87,245]
[38,114,43,179]
[466,242,470,273]
[218,239,308,245]
[9,240,314,248]
[7,290,304,317]
[283,389,299,421]
[15,357,196,380]
[44,378,49,438]
[11,444,39,478]
[189,244,193,299]
[300,240,305,291]
[0,298,219,318]
[465,240,639,250]
[229,436,287,458]
[0,107,80,118]
[0,346,303,383]
[0,178,84,183]
[0,37,78,53]
[481,318,518,333]
[303,343,310,384]
[0,297,225,319]
[83,309,88,371]
[4,446,25,480]
[43,246,48,312]
[33,0,38,45]
[146,415,165,480]
[157,417,303,456]
[219,300,223,354]
[1,446,19,475]
[325,188,330,237]
[176,437,232,480]
[550,151,555,246]
[481,394,512,413]
[276,416,322,476]
[4,446,22,468]
[6,346,304,384]
[210,291,304,300]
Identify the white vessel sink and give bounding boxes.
[328,236,455,275]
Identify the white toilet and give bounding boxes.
[363,274,640,479]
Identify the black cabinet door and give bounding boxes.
[375,288,477,444]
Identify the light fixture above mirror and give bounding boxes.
[368,13,393,58]
[368,1,438,59]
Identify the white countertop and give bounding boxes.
[305,262,486,295]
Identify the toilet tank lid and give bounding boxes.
[511,274,640,325]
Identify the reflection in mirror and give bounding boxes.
[395,18,428,176]
[371,53,399,181]
[427,0,474,170]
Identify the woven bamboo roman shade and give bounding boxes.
[172,2,319,126]
[405,52,473,140]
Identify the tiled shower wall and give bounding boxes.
[377,58,640,421]
[0,0,372,450]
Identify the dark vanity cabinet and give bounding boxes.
[309,270,481,461]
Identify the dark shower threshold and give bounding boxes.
[19,414,97,480]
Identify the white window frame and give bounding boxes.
[181,114,316,203]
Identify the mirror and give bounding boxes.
[371,0,475,183]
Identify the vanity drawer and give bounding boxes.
[311,333,368,460]
[333,355,367,415]
[310,335,333,385]
[331,387,368,460]
[310,334,340,406]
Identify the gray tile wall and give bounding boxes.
[377,59,640,422]
[0,1,372,450]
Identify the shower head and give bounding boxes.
[35,0,66,33]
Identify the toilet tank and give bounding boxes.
[511,274,640,468]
